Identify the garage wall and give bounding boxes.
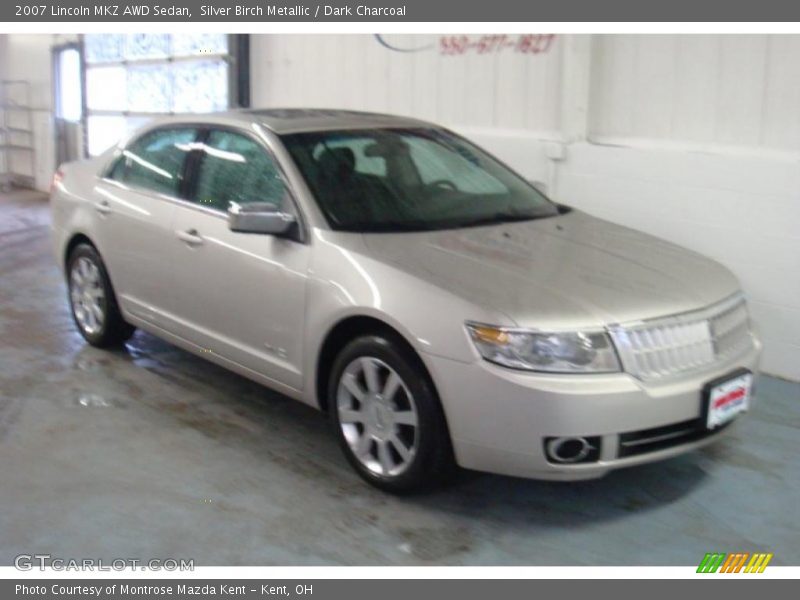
[253,34,800,381]
[590,35,800,152]
[0,35,6,178]
[1,34,75,192]
[251,34,563,134]
[0,36,6,77]
[1,35,52,189]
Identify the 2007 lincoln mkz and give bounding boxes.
[50,109,761,491]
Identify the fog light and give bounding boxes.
[544,436,601,464]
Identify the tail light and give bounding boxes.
[50,169,64,194]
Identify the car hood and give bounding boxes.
[360,209,741,329]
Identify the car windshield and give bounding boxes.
[281,128,559,232]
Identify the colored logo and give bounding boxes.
[697,552,773,573]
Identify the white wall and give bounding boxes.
[2,34,54,192]
[252,34,563,135]
[1,34,79,192]
[252,34,800,381]
[0,35,7,178]
[590,35,800,152]
[0,36,6,83]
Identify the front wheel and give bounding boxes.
[329,335,454,493]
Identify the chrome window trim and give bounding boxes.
[100,123,201,180]
[98,176,227,220]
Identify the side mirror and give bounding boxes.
[228,202,297,237]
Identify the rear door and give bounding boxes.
[169,128,310,391]
[93,126,198,328]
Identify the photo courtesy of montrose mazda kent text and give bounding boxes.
[50,109,761,492]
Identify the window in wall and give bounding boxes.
[83,34,231,156]
[55,48,82,122]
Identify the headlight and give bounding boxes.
[466,322,621,373]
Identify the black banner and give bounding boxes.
[4,579,797,599]
[4,0,800,22]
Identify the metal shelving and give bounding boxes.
[1,80,36,192]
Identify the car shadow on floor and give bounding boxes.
[93,329,712,530]
[422,453,710,526]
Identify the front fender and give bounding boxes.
[301,232,513,407]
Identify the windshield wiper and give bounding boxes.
[456,211,546,228]
[342,221,438,233]
[338,212,550,233]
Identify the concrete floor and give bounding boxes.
[1,190,798,566]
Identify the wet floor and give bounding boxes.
[1,190,799,565]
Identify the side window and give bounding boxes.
[193,130,288,212]
[118,128,197,196]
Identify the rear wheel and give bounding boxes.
[67,244,135,347]
[329,335,454,493]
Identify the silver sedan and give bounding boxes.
[50,109,761,492]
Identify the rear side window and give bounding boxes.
[192,130,288,212]
[113,128,197,196]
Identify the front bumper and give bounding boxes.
[424,337,762,480]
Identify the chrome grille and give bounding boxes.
[609,294,752,381]
[710,298,752,359]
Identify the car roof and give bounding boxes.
[151,108,437,135]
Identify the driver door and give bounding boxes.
[169,128,310,391]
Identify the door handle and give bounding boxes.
[94,200,112,215]
[176,228,204,246]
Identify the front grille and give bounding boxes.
[609,294,752,381]
[618,419,730,458]
[710,298,753,359]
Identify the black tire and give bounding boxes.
[328,334,455,493]
[66,243,135,348]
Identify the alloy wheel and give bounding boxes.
[69,256,106,336]
[336,356,419,477]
